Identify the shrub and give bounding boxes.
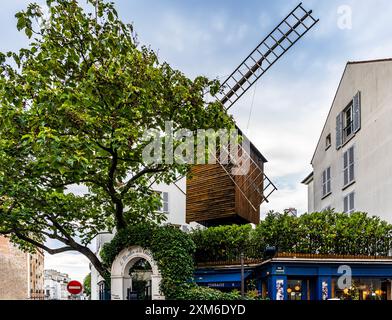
[174,285,243,300]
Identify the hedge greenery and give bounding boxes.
[174,285,242,300]
[192,211,392,263]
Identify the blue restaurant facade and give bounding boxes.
[194,255,392,300]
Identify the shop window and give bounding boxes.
[333,278,388,300]
[286,280,303,301]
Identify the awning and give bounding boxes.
[194,271,252,288]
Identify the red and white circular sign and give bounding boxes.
[67,280,83,295]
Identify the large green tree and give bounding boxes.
[0,0,232,278]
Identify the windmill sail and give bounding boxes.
[186,3,318,226]
[216,3,319,111]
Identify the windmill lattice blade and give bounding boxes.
[217,3,319,111]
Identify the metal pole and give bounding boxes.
[240,252,245,297]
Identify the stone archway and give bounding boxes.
[110,246,164,300]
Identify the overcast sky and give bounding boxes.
[2,0,392,281]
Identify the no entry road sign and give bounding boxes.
[67,280,83,295]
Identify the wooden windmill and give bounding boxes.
[186,3,319,226]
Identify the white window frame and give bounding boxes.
[343,192,355,213]
[325,134,332,150]
[343,102,354,140]
[343,146,355,187]
[336,91,361,149]
[157,191,169,214]
[322,167,331,198]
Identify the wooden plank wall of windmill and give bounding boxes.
[185,146,265,225]
[186,164,236,224]
[234,145,264,225]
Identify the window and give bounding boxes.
[336,92,361,149]
[322,167,331,197]
[326,134,331,150]
[343,146,355,187]
[158,192,169,213]
[344,192,355,213]
[343,102,354,140]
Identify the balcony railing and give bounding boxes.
[196,252,392,267]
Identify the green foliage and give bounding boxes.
[83,273,91,297]
[192,224,260,262]
[0,0,232,276]
[192,211,392,262]
[173,285,243,300]
[100,223,196,299]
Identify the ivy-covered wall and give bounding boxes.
[100,223,195,299]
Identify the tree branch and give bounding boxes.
[15,232,74,255]
[120,167,165,196]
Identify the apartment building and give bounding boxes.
[44,269,71,300]
[303,59,392,223]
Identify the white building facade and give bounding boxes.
[90,178,190,300]
[303,59,392,223]
[44,269,71,300]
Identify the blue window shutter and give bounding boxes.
[336,112,343,149]
[353,91,361,133]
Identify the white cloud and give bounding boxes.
[44,252,90,282]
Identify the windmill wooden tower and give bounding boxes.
[185,3,319,226]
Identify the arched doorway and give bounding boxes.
[128,259,152,300]
[110,246,164,300]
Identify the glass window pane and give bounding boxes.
[350,193,355,211]
[344,196,348,212]
[344,169,348,186]
[349,146,354,164]
[344,152,348,168]
[349,164,355,182]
